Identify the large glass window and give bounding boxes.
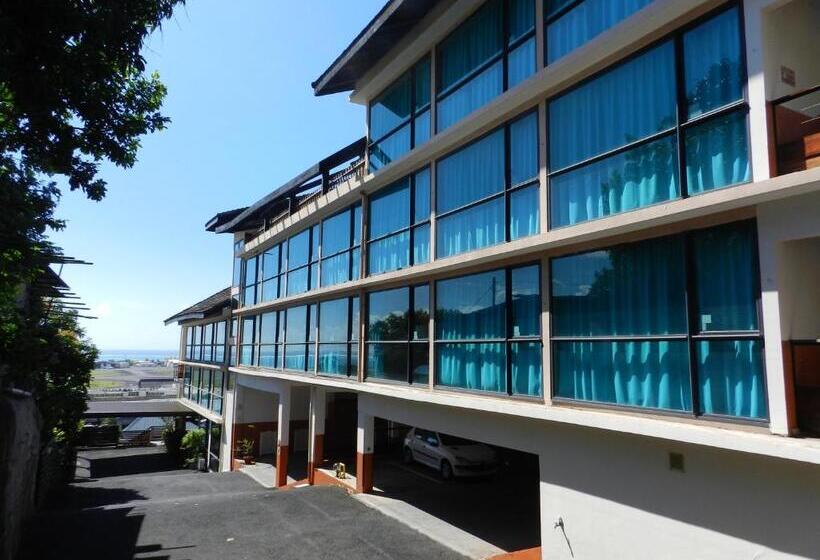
[548,6,749,228]
[286,226,320,296]
[551,220,766,420]
[437,0,535,131]
[320,204,362,288]
[545,0,653,64]
[257,311,279,368]
[366,285,430,385]
[435,264,542,396]
[369,57,431,171]
[437,111,539,258]
[258,242,285,303]
[239,316,255,366]
[368,168,431,275]
[284,304,316,372]
[242,255,258,306]
[214,321,226,363]
[318,297,360,377]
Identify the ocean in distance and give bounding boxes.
[98,349,177,361]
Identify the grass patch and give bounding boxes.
[89,379,123,390]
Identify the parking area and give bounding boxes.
[21,447,469,560]
[370,421,541,555]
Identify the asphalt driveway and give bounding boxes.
[21,449,467,560]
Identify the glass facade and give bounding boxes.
[437,111,539,258]
[368,168,431,275]
[545,0,653,64]
[437,0,535,131]
[366,285,430,384]
[182,366,225,415]
[318,296,360,376]
[548,6,749,228]
[321,204,362,288]
[551,220,766,420]
[435,264,542,396]
[369,57,431,171]
[184,320,228,365]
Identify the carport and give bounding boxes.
[356,393,542,558]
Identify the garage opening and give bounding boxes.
[319,391,359,479]
[371,419,541,555]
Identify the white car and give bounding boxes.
[402,427,499,480]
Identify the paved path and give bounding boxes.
[21,450,467,560]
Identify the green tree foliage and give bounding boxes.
[0,0,184,445]
[181,428,206,466]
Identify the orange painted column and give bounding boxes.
[275,444,289,487]
[356,410,374,493]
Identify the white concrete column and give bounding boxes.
[541,254,552,403]
[307,387,326,484]
[220,372,237,472]
[356,410,375,493]
[757,220,791,436]
[275,384,292,486]
[744,0,778,182]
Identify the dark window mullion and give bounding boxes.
[683,233,699,417]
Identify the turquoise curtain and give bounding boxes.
[322,209,351,256]
[284,344,307,371]
[412,224,430,265]
[369,125,411,171]
[692,221,758,332]
[259,345,276,368]
[319,298,348,342]
[436,197,504,258]
[437,61,503,132]
[288,229,310,268]
[285,306,307,343]
[286,266,308,296]
[437,343,507,393]
[549,42,676,170]
[508,38,536,89]
[547,0,654,64]
[411,344,429,385]
[510,185,540,240]
[685,111,750,194]
[511,265,540,336]
[414,58,431,109]
[697,340,766,419]
[370,178,410,238]
[321,251,350,287]
[414,110,431,148]
[510,112,538,184]
[413,168,430,223]
[550,135,679,227]
[555,340,692,411]
[370,72,411,140]
[683,7,743,119]
[437,129,504,214]
[369,230,409,274]
[551,236,687,337]
[318,344,349,375]
[512,342,542,396]
[262,245,280,280]
[436,269,506,340]
[367,288,409,341]
[439,0,503,91]
[510,0,535,42]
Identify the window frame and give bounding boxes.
[545,2,751,229]
[433,262,543,399]
[435,108,541,258]
[548,219,767,424]
[320,204,362,288]
[368,56,432,171]
[364,283,431,386]
[317,296,360,378]
[366,168,432,276]
[435,0,536,132]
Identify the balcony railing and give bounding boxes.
[772,84,820,176]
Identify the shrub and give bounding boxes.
[180,428,206,467]
[162,423,186,465]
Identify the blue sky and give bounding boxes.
[51,0,383,350]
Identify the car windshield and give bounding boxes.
[438,433,474,446]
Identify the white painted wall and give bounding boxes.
[359,392,820,560]
[778,238,820,341]
[763,0,820,100]
[235,385,277,424]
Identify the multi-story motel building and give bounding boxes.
[166,0,820,557]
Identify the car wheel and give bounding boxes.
[440,459,453,481]
[402,446,413,465]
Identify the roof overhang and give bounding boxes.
[205,208,247,232]
[312,0,441,96]
[164,287,233,326]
